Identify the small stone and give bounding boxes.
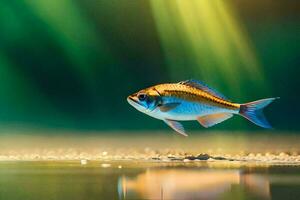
[265,152,272,157]
[212,156,227,160]
[279,152,288,157]
[80,159,87,165]
[170,157,184,161]
[101,163,111,168]
[185,156,196,160]
[151,157,161,160]
[195,153,210,160]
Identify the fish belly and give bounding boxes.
[147,101,237,121]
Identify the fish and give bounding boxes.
[127,79,279,136]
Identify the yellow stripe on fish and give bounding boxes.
[154,83,240,110]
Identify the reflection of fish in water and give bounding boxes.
[118,169,270,200]
[127,79,279,136]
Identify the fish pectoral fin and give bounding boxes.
[159,103,181,112]
[197,113,233,128]
[164,119,188,137]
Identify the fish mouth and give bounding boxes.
[127,95,141,106]
[127,94,149,112]
[128,96,138,103]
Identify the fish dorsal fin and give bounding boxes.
[164,119,188,136]
[159,102,181,112]
[197,113,233,128]
[179,79,230,101]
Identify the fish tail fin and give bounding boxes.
[239,97,279,128]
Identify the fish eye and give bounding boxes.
[138,93,147,101]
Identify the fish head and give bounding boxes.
[127,87,161,113]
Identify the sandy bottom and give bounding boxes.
[0,130,300,199]
[0,130,299,165]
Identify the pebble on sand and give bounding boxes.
[101,163,111,168]
[81,159,87,165]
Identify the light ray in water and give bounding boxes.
[23,0,113,89]
[151,0,268,97]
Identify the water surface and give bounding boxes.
[0,161,299,200]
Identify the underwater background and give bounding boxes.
[0,0,299,132]
[0,1,300,200]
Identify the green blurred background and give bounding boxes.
[0,0,299,132]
